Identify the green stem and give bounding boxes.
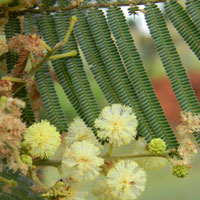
[63,16,77,43]
[33,159,61,167]
[32,149,176,168]
[31,170,48,190]
[48,50,77,60]
[2,76,25,83]
[57,165,64,178]
[107,143,114,157]
[103,149,176,160]
[0,0,13,6]
[0,176,17,187]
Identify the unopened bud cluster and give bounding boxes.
[0,99,198,198]
[172,165,188,178]
[148,138,166,155]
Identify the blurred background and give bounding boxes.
[44,2,200,199]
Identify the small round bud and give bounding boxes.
[172,165,188,178]
[72,16,77,22]
[21,154,33,166]
[148,138,166,155]
[0,96,7,103]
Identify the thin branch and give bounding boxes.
[33,159,61,167]
[1,0,168,17]
[103,149,176,160]
[32,149,176,167]
[0,176,17,187]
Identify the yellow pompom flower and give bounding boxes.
[65,117,98,146]
[23,120,61,159]
[107,160,146,200]
[94,104,138,146]
[93,176,115,200]
[62,141,104,181]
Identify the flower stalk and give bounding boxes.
[32,149,176,168]
[48,50,77,60]
[0,176,17,187]
[2,76,25,83]
[104,149,176,160]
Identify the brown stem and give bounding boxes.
[1,0,168,17]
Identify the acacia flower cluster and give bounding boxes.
[107,160,146,200]
[0,96,26,173]
[0,40,8,56]
[62,140,104,181]
[1,102,198,199]
[175,112,198,167]
[94,104,138,146]
[23,120,61,159]
[9,34,44,56]
[93,160,146,200]
[0,80,12,96]
[65,117,99,146]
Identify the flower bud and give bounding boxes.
[148,138,166,155]
[172,165,188,178]
[21,154,33,167]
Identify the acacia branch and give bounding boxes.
[33,149,176,168]
[1,0,168,17]
[103,149,176,160]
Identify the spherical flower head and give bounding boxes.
[93,176,115,200]
[65,117,98,146]
[0,80,12,96]
[0,114,26,156]
[23,120,61,159]
[94,104,138,146]
[148,138,166,155]
[107,160,146,200]
[172,165,188,178]
[9,34,44,56]
[21,154,33,167]
[0,40,8,56]
[62,141,104,181]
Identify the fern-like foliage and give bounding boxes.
[15,87,35,125]
[53,12,100,127]
[73,9,120,104]
[32,12,100,127]
[186,0,200,32]
[165,0,200,60]
[87,8,157,142]
[0,168,43,200]
[106,7,178,148]
[35,64,68,132]
[145,3,200,144]
[5,17,20,73]
[2,0,200,198]
[145,4,200,113]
